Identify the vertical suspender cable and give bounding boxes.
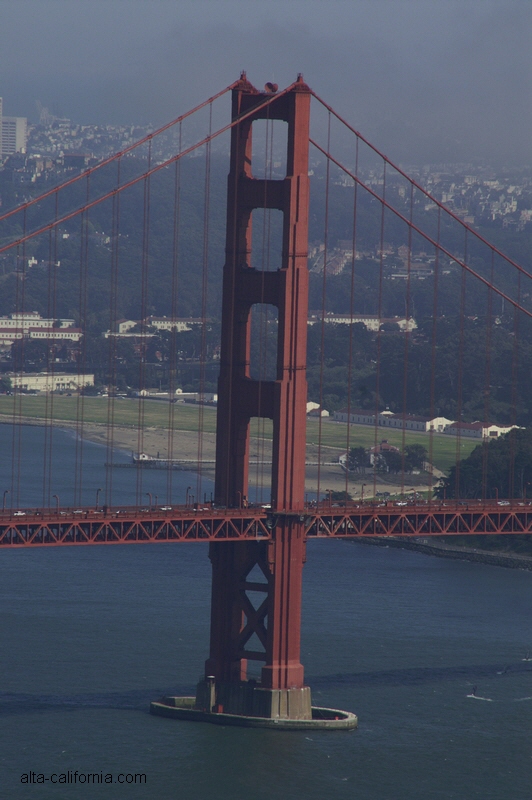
[42,193,59,508]
[509,271,521,498]
[316,112,331,502]
[106,158,122,507]
[454,229,468,498]
[42,225,54,508]
[373,161,387,500]
[74,174,91,505]
[46,195,59,507]
[166,123,182,504]
[12,207,28,508]
[344,135,360,502]
[196,103,213,504]
[481,251,495,499]
[74,205,85,505]
[428,208,441,501]
[400,182,414,496]
[136,138,152,505]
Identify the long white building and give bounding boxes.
[0,312,80,346]
[7,372,94,392]
[308,313,417,332]
[333,408,452,432]
[332,408,517,439]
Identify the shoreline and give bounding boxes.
[357,536,532,572]
[0,415,427,496]
[2,416,532,566]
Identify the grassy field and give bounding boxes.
[0,395,477,474]
[0,395,216,432]
[306,418,477,474]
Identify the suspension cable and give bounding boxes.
[0,82,241,227]
[310,90,531,282]
[309,139,532,321]
[0,88,297,260]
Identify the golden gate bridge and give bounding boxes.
[0,74,531,728]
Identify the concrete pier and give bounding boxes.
[150,695,358,731]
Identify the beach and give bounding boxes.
[0,413,435,498]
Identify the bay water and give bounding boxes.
[0,426,531,798]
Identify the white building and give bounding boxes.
[377,413,453,433]
[0,313,75,331]
[145,316,204,332]
[308,313,417,332]
[0,313,80,345]
[27,327,82,342]
[116,319,137,334]
[444,421,520,439]
[332,408,518,439]
[104,317,204,338]
[2,116,27,157]
[0,99,27,157]
[7,372,94,392]
[333,408,378,425]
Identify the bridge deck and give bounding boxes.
[0,501,530,547]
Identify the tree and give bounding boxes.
[11,340,50,371]
[348,446,368,472]
[329,490,353,502]
[381,450,403,473]
[404,444,428,472]
[436,428,532,500]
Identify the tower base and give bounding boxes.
[150,696,357,730]
[150,678,357,730]
[195,677,313,719]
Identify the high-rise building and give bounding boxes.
[0,97,27,157]
[2,115,27,157]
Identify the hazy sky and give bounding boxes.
[1,0,530,164]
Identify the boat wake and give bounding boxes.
[467,693,493,701]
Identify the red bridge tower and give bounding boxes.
[199,73,312,720]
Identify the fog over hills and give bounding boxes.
[0,0,531,166]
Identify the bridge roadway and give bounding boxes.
[0,500,531,547]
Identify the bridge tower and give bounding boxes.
[197,73,312,720]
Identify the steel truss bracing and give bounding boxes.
[306,502,532,537]
[0,508,270,546]
[2,501,532,547]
